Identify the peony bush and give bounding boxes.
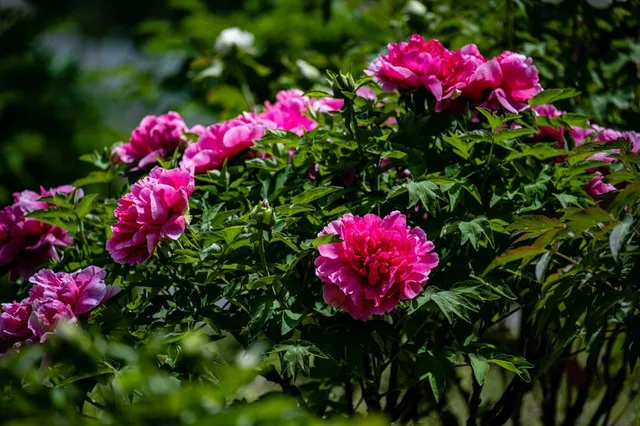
[1,34,639,425]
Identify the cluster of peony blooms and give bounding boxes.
[533,105,640,197]
[107,90,343,265]
[367,35,542,113]
[0,185,79,282]
[114,90,343,174]
[0,266,119,354]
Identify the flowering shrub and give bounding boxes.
[1,34,639,425]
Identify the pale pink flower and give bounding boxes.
[106,167,194,264]
[314,211,439,320]
[114,112,189,169]
[260,89,343,136]
[180,114,267,174]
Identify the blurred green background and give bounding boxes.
[0,0,638,204]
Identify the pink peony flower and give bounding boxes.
[356,86,377,100]
[1,185,78,281]
[260,89,343,136]
[0,265,118,353]
[114,112,189,169]
[180,114,267,174]
[106,167,194,264]
[28,266,120,315]
[532,104,566,147]
[584,172,616,197]
[28,299,77,343]
[473,52,542,113]
[366,36,450,95]
[314,211,439,320]
[367,36,542,113]
[0,300,34,352]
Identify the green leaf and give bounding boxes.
[431,290,474,323]
[72,171,114,187]
[292,186,341,205]
[75,194,99,218]
[505,143,564,161]
[415,349,453,402]
[312,233,342,247]
[246,275,277,290]
[553,193,581,208]
[281,311,303,335]
[529,88,581,107]
[25,209,76,232]
[458,217,494,250]
[495,127,536,143]
[476,107,504,131]
[484,246,548,274]
[406,180,439,212]
[267,340,328,380]
[611,182,640,214]
[468,353,489,385]
[610,215,634,261]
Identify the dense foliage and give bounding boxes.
[1,2,640,425]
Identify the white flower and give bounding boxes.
[403,0,427,16]
[296,59,321,80]
[586,0,613,8]
[215,27,255,55]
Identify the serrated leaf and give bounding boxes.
[292,186,341,205]
[406,180,439,212]
[75,194,99,219]
[458,217,494,250]
[484,246,548,274]
[281,311,303,335]
[468,353,489,385]
[72,171,114,187]
[529,88,581,107]
[610,215,634,261]
[312,233,342,247]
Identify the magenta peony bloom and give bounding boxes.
[314,211,439,320]
[491,52,542,112]
[180,114,267,174]
[28,266,120,315]
[260,89,343,136]
[106,167,195,264]
[1,185,78,281]
[366,35,451,95]
[0,300,35,351]
[114,112,189,169]
[532,104,566,147]
[584,172,616,198]
[27,299,77,343]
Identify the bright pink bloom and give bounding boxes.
[366,36,477,104]
[260,89,343,136]
[314,211,439,320]
[114,112,189,169]
[1,185,78,281]
[366,36,449,95]
[106,167,194,264]
[180,114,267,174]
[584,172,615,197]
[28,266,119,315]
